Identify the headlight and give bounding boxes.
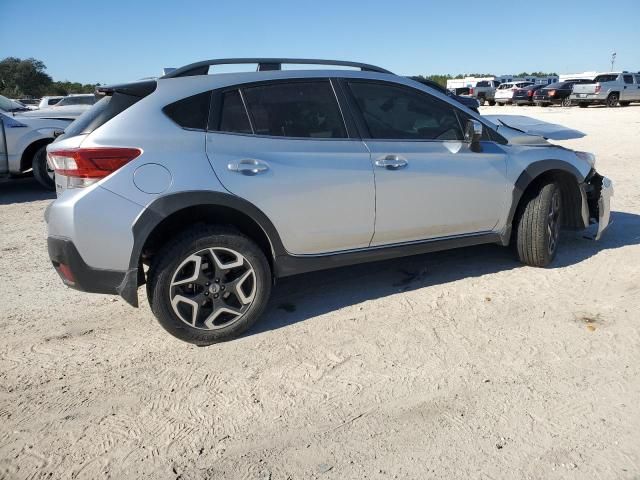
[575,151,596,168]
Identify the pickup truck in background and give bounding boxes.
[571,72,640,107]
[469,80,501,106]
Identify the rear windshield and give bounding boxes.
[63,93,139,138]
[594,74,618,82]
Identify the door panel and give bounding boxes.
[366,140,508,245]
[343,79,508,246]
[206,133,374,254]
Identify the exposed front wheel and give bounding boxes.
[32,145,55,190]
[147,226,272,345]
[515,182,562,267]
[561,97,572,107]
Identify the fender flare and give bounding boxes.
[129,190,286,270]
[502,159,585,243]
[119,191,286,307]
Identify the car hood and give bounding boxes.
[485,115,586,141]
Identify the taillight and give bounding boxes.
[469,87,474,95]
[595,83,601,94]
[528,90,534,96]
[48,147,141,188]
[548,90,556,96]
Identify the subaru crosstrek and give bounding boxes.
[45,58,613,345]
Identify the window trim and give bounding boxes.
[208,77,355,141]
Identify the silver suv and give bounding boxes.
[45,58,613,345]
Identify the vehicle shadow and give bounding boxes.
[0,177,55,205]
[249,211,640,337]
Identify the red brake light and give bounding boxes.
[548,90,556,96]
[48,147,142,179]
[595,83,601,93]
[528,90,534,96]
[469,87,474,95]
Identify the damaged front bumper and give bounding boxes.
[580,171,613,240]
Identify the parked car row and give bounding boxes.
[488,72,640,108]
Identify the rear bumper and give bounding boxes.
[570,94,606,104]
[48,236,139,306]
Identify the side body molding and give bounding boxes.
[502,159,586,244]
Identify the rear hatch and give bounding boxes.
[50,79,156,194]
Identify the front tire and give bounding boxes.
[561,97,572,107]
[147,226,272,345]
[32,145,55,190]
[514,182,562,267]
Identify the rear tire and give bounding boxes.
[32,145,55,190]
[488,100,496,106]
[147,226,272,345]
[478,97,486,106]
[606,93,619,107]
[578,103,588,108]
[514,182,562,267]
[561,97,572,107]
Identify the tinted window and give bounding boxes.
[218,90,252,134]
[623,75,633,84]
[242,81,346,138]
[48,98,61,105]
[348,82,463,141]
[64,92,144,138]
[476,81,490,87]
[163,91,211,130]
[635,75,640,84]
[595,74,617,82]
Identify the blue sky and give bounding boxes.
[2,0,639,85]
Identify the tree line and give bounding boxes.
[0,57,99,98]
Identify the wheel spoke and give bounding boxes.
[170,254,202,287]
[209,248,244,272]
[171,294,200,327]
[232,269,256,305]
[204,303,242,329]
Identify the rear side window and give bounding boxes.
[48,98,61,105]
[241,81,347,138]
[595,74,617,82]
[623,75,633,84]
[163,91,211,130]
[635,75,640,84]
[348,81,463,141]
[218,90,252,134]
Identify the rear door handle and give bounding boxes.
[375,155,408,170]
[227,159,269,175]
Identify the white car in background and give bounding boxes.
[0,111,71,189]
[19,94,98,120]
[38,96,64,109]
[495,81,534,105]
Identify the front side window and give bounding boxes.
[348,81,463,141]
[241,81,347,138]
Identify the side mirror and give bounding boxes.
[464,119,483,152]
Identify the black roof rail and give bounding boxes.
[161,58,393,78]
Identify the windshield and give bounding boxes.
[0,95,23,112]
[56,96,97,106]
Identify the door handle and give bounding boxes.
[227,159,269,175]
[375,155,408,170]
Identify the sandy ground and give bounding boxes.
[1,104,639,480]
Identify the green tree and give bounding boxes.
[0,57,53,97]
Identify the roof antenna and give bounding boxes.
[610,52,616,71]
